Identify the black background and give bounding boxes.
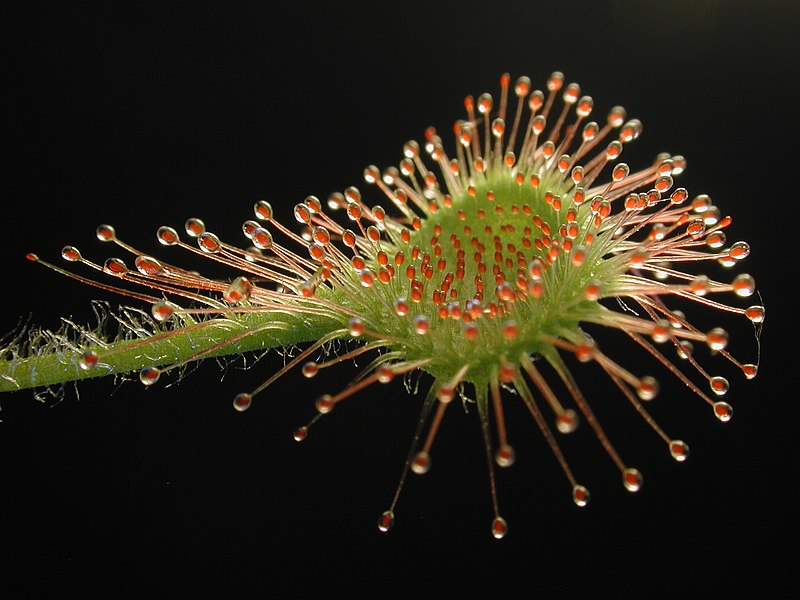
[4,1,797,595]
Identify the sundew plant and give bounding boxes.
[0,72,763,538]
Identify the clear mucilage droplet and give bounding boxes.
[669,440,690,462]
[61,246,81,262]
[491,516,508,539]
[135,255,164,276]
[96,224,116,242]
[233,393,252,412]
[623,468,643,492]
[378,510,395,533]
[411,451,431,474]
[495,444,516,467]
[292,426,308,442]
[157,226,180,246]
[139,366,161,386]
[223,276,254,304]
[78,350,98,370]
[184,218,205,237]
[572,485,590,507]
[151,301,175,322]
[103,257,128,276]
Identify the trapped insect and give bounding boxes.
[0,71,763,538]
